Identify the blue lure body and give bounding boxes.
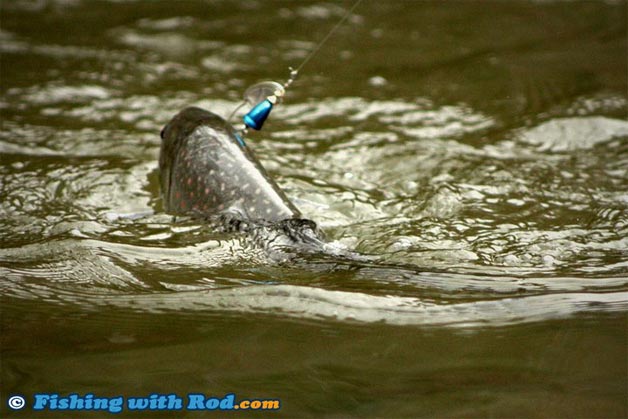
[243,98,274,131]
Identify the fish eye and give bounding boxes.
[160,126,167,139]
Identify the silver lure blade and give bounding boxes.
[244,81,285,105]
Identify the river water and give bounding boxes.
[1,1,627,417]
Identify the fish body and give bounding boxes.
[160,107,301,222]
[159,107,326,257]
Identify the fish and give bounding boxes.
[159,106,327,258]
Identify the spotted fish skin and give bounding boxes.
[159,107,329,257]
[160,107,301,222]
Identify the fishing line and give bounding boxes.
[292,0,364,79]
[233,0,364,135]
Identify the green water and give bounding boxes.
[1,1,627,417]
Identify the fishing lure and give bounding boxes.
[234,0,363,136]
[242,77,289,131]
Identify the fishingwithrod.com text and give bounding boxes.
[6,392,280,413]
